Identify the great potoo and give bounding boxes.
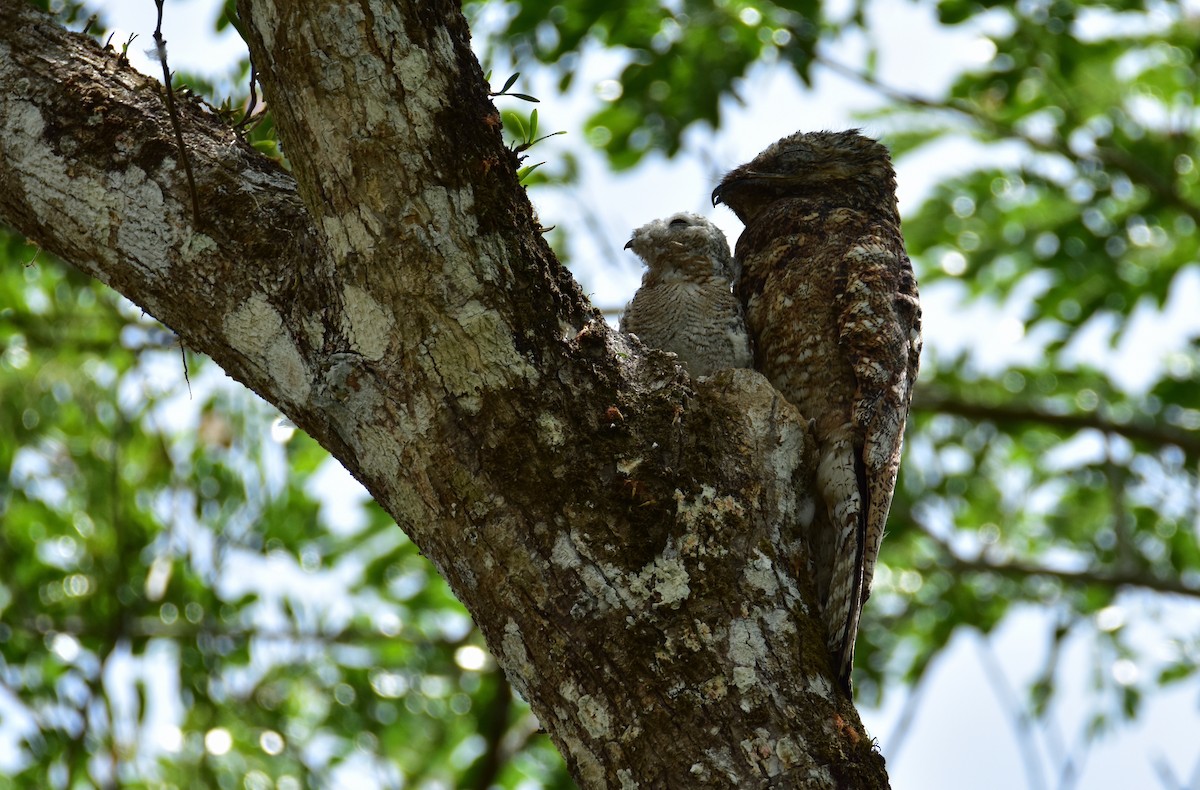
[712,129,922,690]
[621,212,753,377]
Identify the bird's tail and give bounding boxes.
[815,433,868,692]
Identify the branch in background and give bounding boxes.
[1105,438,1137,574]
[913,391,1200,461]
[469,674,514,790]
[1150,753,1187,790]
[817,55,956,115]
[919,526,1200,599]
[977,632,1096,790]
[975,635,1048,790]
[882,660,934,764]
[14,616,473,648]
[815,54,1200,226]
[1095,146,1197,223]
[1033,615,1089,790]
[1056,722,1092,790]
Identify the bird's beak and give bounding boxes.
[624,239,634,250]
[711,184,724,207]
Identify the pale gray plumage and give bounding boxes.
[621,212,753,377]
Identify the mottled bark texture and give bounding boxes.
[0,1,889,786]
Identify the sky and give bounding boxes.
[59,0,1200,788]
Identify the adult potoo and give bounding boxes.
[621,212,753,377]
[712,129,922,690]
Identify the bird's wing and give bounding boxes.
[837,232,922,599]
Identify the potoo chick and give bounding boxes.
[621,212,753,377]
[712,129,922,690]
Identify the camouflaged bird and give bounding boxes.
[713,129,922,690]
[621,212,753,377]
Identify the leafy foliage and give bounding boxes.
[0,240,569,786]
[4,0,1200,786]
[475,3,1200,750]
[470,0,824,168]
[847,0,1200,746]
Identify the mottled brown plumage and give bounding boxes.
[713,129,922,690]
[621,212,753,377]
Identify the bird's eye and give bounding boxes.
[669,218,690,228]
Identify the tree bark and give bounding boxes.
[0,1,889,787]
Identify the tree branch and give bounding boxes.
[0,3,886,786]
[954,552,1200,598]
[920,527,1200,599]
[913,390,1200,461]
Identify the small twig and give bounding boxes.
[178,337,192,398]
[235,56,260,133]
[152,0,201,227]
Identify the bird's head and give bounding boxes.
[711,129,898,224]
[624,212,736,283]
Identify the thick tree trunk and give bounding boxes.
[0,1,889,786]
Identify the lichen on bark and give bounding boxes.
[0,2,891,786]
